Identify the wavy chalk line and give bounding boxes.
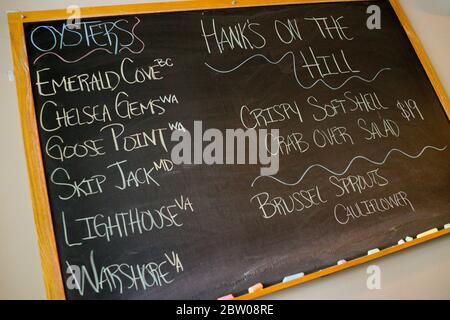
[33,47,113,65]
[205,51,391,90]
[251,145,448,187]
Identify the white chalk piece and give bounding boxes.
[217,294,234,300]
[337,259,347,265]
[444,223,450,229]
[248,283,263,293]
[7,70,14,82]
[405,236,413,242]
[417,228,438,239]
[282,272,305,283]
[367,248,380,255]
[398,239,405,245]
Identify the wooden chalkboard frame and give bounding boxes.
[7,0,450,300]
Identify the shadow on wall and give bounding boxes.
[408,0,450,16]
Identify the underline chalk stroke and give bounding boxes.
[251,145,448,187]
[205,51,391,90]
[33,48,113,65]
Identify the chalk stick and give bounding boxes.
[398,239,405,245]
[417,228,438,239]
[405,236,413,242]
[368,248,380,255]
[337,259,347,265]
[444,223,450,229]
[218,294,234,300]
[282,272,304,283]
[248,283,263,293]
[7,70,14,82]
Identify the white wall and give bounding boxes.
[0,0,449,300]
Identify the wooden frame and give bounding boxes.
[7,0,450,300]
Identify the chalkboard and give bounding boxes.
[9,0,450,299]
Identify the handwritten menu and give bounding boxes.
[24,0,450,299]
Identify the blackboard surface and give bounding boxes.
[24,0,450,299]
